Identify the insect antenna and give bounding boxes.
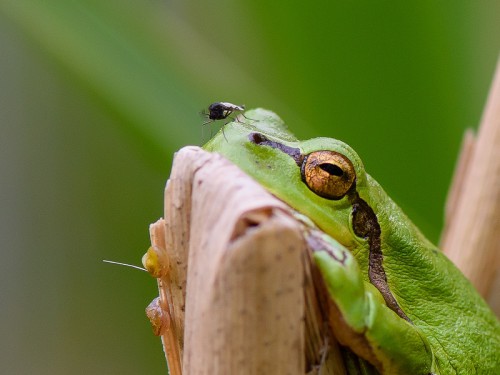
[199,108,209,118]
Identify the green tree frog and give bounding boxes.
[203,108,500,374]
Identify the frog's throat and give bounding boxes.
[249,132,411,322]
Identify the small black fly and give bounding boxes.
[206,102,245,121]
[202,102,251,141]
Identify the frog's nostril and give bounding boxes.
[248,132,268,144]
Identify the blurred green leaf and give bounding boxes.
[1,1,499,374]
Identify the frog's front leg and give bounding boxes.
[308,229,438,375]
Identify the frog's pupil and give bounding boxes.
[320,163,343,176]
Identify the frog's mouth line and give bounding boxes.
[249,132,412,323]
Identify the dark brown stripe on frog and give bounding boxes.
[349,192,411,322]
[249,133,303,165]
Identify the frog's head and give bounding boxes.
[204,108,369,249]
[206,108,442,324]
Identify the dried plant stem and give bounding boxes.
[441,58,500,298]
[146,147,344,374]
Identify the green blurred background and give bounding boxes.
[1,1,499,374]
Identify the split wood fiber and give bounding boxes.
[147,147,344,374]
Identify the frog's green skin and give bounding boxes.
[203,109,500,374]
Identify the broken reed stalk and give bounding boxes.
[145,147,344,374]
[441,58,500,298]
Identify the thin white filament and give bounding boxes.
[102,259,147,272]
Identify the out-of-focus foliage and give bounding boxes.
[0,1,498,374]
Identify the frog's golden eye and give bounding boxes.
[301,151,356,200]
